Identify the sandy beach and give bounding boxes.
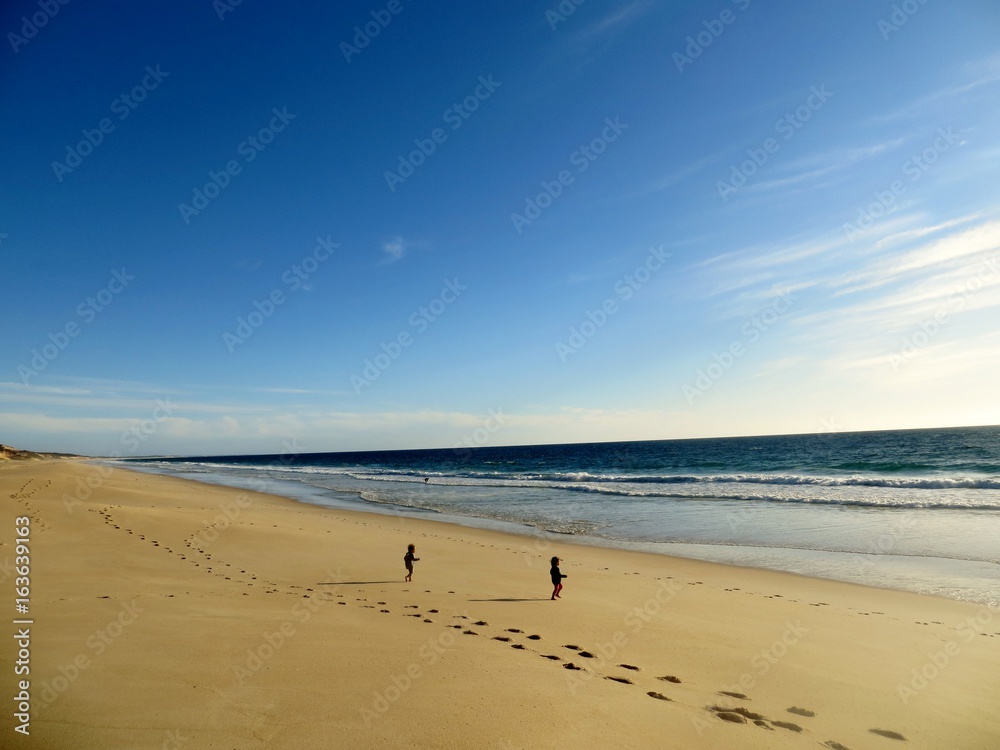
[2,459,998,749]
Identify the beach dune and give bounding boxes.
[2,460,998,749]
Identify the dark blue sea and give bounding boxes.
[120,425,1000,606]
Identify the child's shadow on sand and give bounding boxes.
[318,581,401,585]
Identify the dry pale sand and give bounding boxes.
[1,460,998,749]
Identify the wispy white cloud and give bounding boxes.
[381,236,406,263]
[832,219,1000,295]
[246,386,353,396]
[872,54,1000,124]
[571,0,653,43]
[630,152,724,197]
[873,213,984,249]
[746,138,908,196]
[703,233,848,273]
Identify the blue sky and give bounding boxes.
[2,0,999,456]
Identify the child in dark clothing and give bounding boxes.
[550,556,567,600]
[404,544,419,582]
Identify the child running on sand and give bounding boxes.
[550,556,567,600]
[404,544,419,582]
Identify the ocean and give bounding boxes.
[119,425,1000,607]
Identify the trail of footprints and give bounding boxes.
[301,591,908,748]
[92,506,313,598]
[92,504,916,744]
[9,478,52,531]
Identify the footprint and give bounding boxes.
[527,635,541,641]
[462,630,478,636]
[428,609,439,613]
[869,729,906,741]
[423,619,433,623]
[715,712,747,724]
[658,676,682,684]
[564,644,580,651]
[511,644,525,650]
[474,620,489,626]
[563,663,582,670]
[493,636,511,642]
[787,706,815,717]
[647,692,671,701]
[541,654,561,661]
[506,628,523,633]
[824,742,852,750]
[712,706,766,722]
[618,664,640,671]
[605,676,633,685]
[771,721,803,732]
[718,690,746,699]
[578,651,595,658]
